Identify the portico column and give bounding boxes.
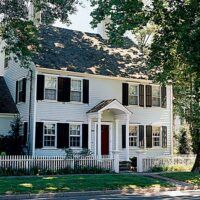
[97,112,102,158]
[115,119,119,151]
[126,115,130,161]
[88,118,92,150]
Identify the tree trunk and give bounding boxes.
[191,146,200,173]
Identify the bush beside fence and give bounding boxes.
[0,155,115,176]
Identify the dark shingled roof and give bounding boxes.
[34,26,149,79]
[0,77,18,114]
[87,99,115,113]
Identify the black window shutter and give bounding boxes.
[22,78,26,102]
[161,86,167,108]
[82,124,88,148]
[146,125,152,148]
[66,78,71,102]
[37,75,45,100]
[83,79,89,104]
[23,122,28,145]
[57,123,69,148]
[162,126,167,148]
[122,125,126,148]
[35,122,43,148]
[122,83,129,106]
[58,77,70,102]
[146,85,152,107]
[139,85,144,107]
[16,80,18,103]
[139,125,144,148]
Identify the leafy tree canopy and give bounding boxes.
[0,0,80,67]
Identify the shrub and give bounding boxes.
[150,164,192,172]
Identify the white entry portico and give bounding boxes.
[87,99,132,160]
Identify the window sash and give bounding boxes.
[129,85,138,105]
[70,80,82,102]
[44,76,57,100]
[43,124,56,148]
[152,127,161,147]
[17,80,23,102]
[152,86,161,106]
[129,126,138,147]
[69,124,81,147]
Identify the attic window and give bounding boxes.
[54,42,64,48]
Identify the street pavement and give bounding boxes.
[20,190,200,200]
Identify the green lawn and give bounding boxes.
[161,172,200,185]
[0,174,170,195]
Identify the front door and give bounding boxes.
[101,125,109,155]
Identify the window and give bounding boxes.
[152,127,161,147]
[152,86,161,107]
[43,123,56,147]
[17,79,23,102]
[45,76,57,100]
[69,124,81,147]
[129,85,138,105]
[129,126,138,147]
[4,57,9,69]
[71,79,82,102]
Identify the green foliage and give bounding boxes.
[65,148,93,158]
[178,128,192,154]
[0,115,25,155]
[151,164,192,172]
[0,0,80,68]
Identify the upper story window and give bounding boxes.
[71,79,82,102]
[69,124,81,147]
[45,76,57,100]
[43,123,56,148]
[152,86,161,107]
[152,127,161,147]
[17,79,23,102]
[129,126,138,147]
[129,85,138,105]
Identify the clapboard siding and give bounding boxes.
[35,73,172,160]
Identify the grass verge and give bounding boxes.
[161,172,200,185]
[0,174,171,195]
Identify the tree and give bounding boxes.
[178,128,191,155]
[90,0,200,172]
[0,0,80,68]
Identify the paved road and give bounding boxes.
[21,190,200,200]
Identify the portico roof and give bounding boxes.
[87,99,132,115]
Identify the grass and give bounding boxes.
[0,174,171,195]
[161,172,200,185]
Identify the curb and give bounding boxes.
[0,186,200,200]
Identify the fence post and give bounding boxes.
[112,150,120,173]
[136,151,146,173]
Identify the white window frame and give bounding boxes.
[152,126,161,147]
[69,123,82,148]
[128,84,139,106]
[152,85,161,107]
[129,125,139,148]
[43,123,57,148]
[44,75,57,101]
[17,79,23,103]
[70,78,83,103]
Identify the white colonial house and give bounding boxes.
[0,24,173,163]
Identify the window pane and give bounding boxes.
[45,89,56,100]
[18,80,23,92]
[45,76,56,89]
[129,96,138,105]
[71,80,81,91]
[129,85,138,95]
[129,126,137,136]
[152,86,160,97]
[152,97,161,107]
[71,91,81,102]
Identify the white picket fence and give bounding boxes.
[141,155,196,172]
[0,155,115,173]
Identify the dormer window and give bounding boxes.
[44,76,57,100]
[70,79,82,102]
